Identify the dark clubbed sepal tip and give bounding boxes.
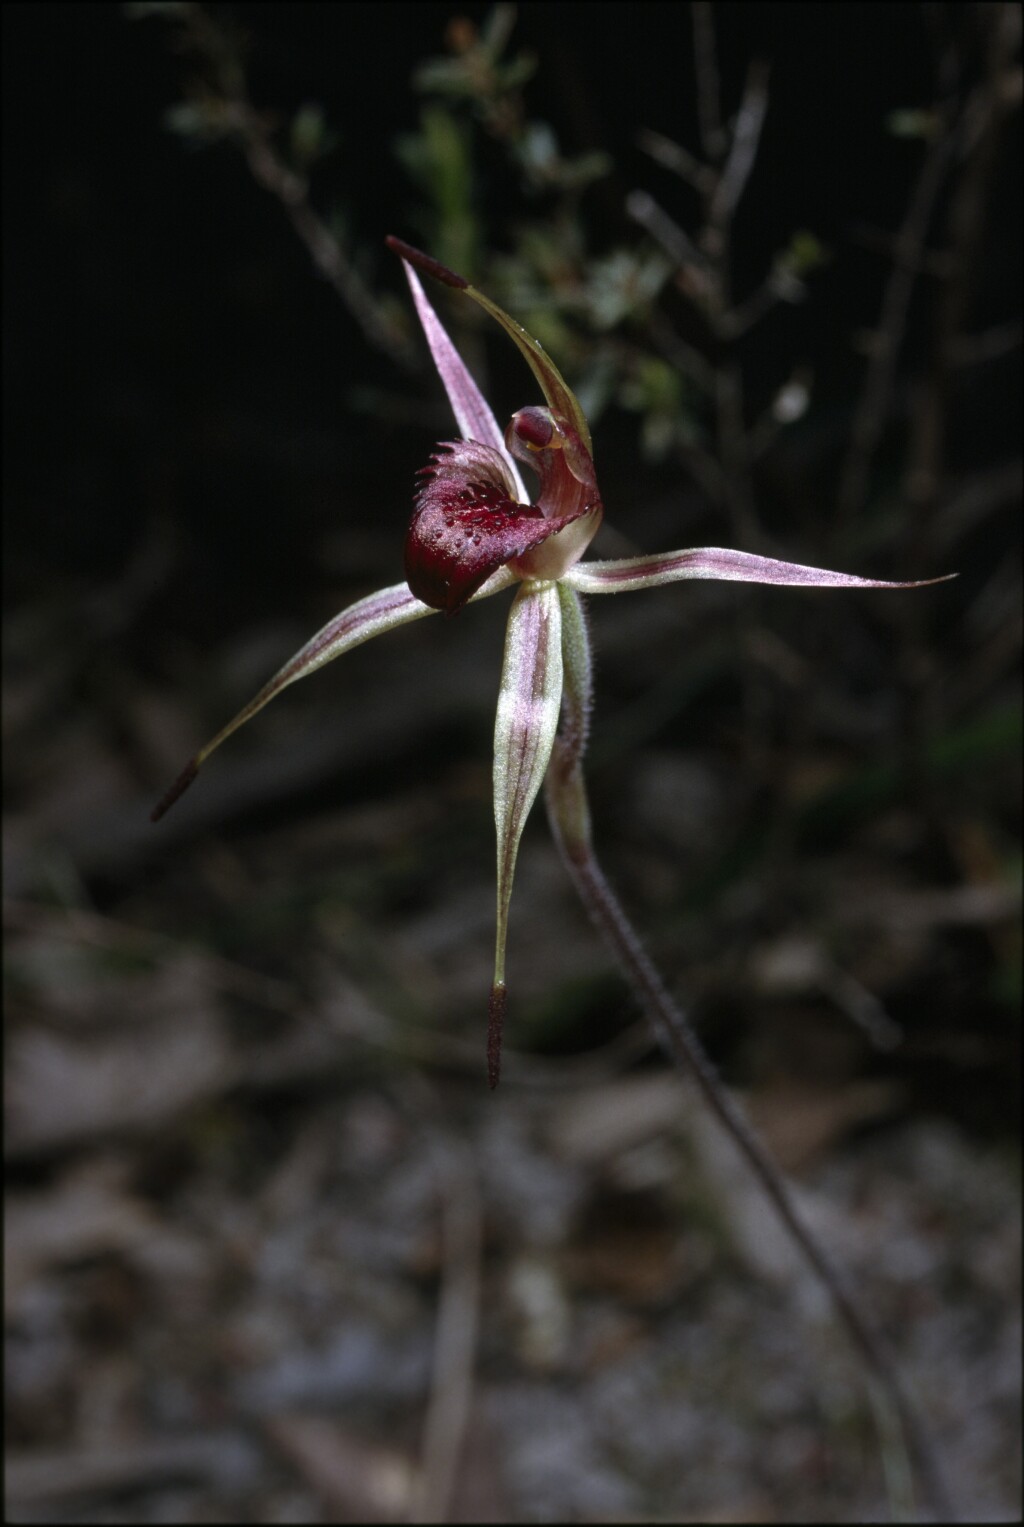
[487,982,508,1090]
[150,759,199,823]
[385,235,468,290]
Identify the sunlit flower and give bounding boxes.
[153,237,949,1086]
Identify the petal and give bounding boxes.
[387,236,593,458]
[406,441,595,615]
[399,258,528,501]
[489,581,564,1086]
[563,546,956,595]
[151,571,515,822]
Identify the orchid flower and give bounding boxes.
[152,236,949,1087]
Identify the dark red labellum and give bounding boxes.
[405,439,596,615]
[405,442,541,615]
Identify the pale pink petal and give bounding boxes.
[389,236,592,457]
[563,546,955,595]
[489,581,564,1086]
[400,261,528,502]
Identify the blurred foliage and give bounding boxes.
[121,0,1022,521]
[398,5,684,440]
[133,3,718,451]
[394,103,480,278]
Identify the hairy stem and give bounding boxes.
[544,589,956,1523]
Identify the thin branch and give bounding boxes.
[699,48,769,541]
[632,15,772,545]
[835,65,961,526]
[636,127,715,196]
[708,60,771,236]
[626,189,712,277]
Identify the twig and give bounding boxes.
[708,61,771,236]
[699,58,773,546]
[835,55,961,527]
[626,189,712,277]
[636,127,715,196]
[634,19,774,545]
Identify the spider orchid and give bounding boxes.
[152,236,950,1087]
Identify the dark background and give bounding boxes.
[5,4,1021,1521]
